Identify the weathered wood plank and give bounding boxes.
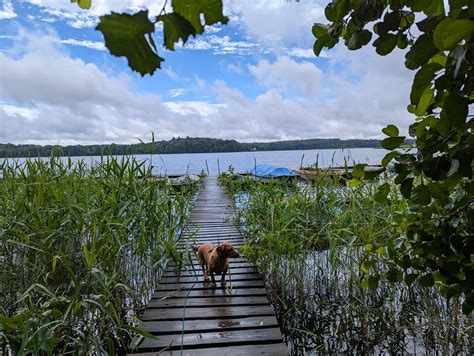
[142,305,276,321]
[146,296,270,308]
[128,343,288,355]
[138,315,279,334]
[133,327,284,351]
[151,287,269,299]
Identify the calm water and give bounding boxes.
[0,147,387,176]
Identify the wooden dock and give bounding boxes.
[128,176,287,355]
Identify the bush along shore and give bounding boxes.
[218,172,473,354]
[0,155,200,354]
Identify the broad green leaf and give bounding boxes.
[416,15,440,33]
[405,34,439,70]
[374,183,390,203]
[347,29,372,50]
[382,151,398,167]
[415,87,434,116]
[172,0,228,34]
[419,273,435,287]
[313,38,325,56]
[423,0,445,17]
[400,177,414,198]
[381,136,405,150]
[71,0,91,9]
[405,273,418,285]
[382,124,399,137]
[433,18,474,50]
[159,13,196,50]
[96,11,163,76]
[312,23,329,38]
[373,33,398,55]
[410,63,441,106]
[411,184,431,205]
[352,164,367,178]
[444,93,468,127]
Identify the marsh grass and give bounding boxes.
[219,173,473,354]
[0,155,198,354]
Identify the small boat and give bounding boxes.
[250,164,299,180]
[295,165,383,184]
[152,174,201,191]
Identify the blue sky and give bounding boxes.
[0,0,414,144]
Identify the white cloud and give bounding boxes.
[168,88,188,98]
[249,57,323,95]
[1,104,38,121]
[182,35,257,55]
[288,47,316,59]
[60,38,106,51]
[227,63,243,74]
[0,0,16,20]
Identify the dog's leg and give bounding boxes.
[203,264,210,282]
[220,268,228,286]
[210,271,216,287]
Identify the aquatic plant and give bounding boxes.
[219,173,473,354]
[0,155,198,354]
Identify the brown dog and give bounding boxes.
[194,242,240,287]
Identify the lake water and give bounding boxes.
[0,148,387,176]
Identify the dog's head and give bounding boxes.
[216,242,240,258]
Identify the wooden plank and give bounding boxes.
[133,327,284,351]
[142,305,276,321]
[152,287,269,299]
[146,296,270,308]
[160,274,261,284]
[128,343,288,355]
[162,266,257,277]
[157,280,264,291]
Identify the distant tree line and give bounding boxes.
[0,137,382,158]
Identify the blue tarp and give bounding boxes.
[249,164,299,178]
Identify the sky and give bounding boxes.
[0,0,415,145]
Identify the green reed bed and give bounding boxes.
[0,156,199,354]
[219,173,473,354]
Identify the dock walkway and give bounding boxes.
[129,176,287,355]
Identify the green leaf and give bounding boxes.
[423,0,445,16]
[382,151,398,167]
[71,0,91,9]
[433,18,474,50]
[410,63,440,106]
[368,275,379,290]
[381,136,405,150]
[352,164,367,178]
[96,11,164,76]
[419,273,435,287]
[411,184,431,205]
[405,34,439,70]
[444,93,469,127]
[415,87,434,116]
[382,124,399,137]
[159,13,196,51]
[312,23,329,38]
[347,29,372,50]
[313,38,325,56]
[405,273,418,285]
[400,177,414,199]
[172,0,229,35]
[373,33,398,55]
[374,183,390,203]
[416,16,440,33]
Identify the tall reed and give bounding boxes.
[0,155,198,354]
[219,173,473,354]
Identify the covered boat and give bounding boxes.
[250,164,299,179]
